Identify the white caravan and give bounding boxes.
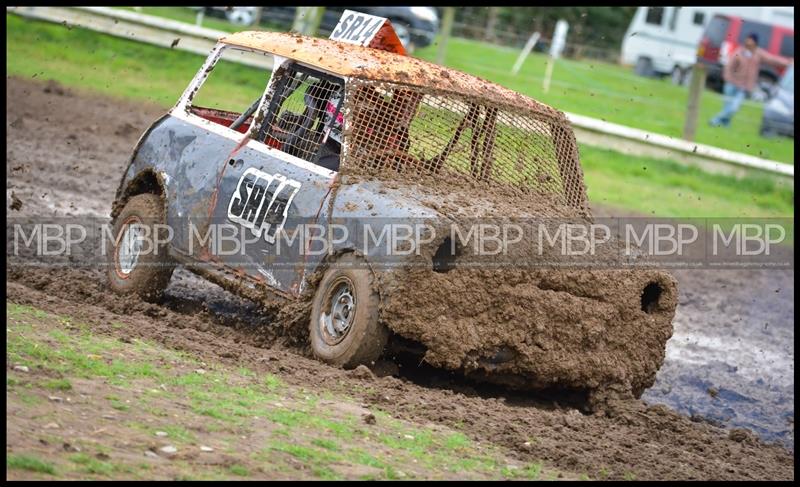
[621,6,794,84]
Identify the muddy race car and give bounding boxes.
[108,20,678,403]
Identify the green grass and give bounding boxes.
[6,13,265,108]
[443,432,471,450]
[228,464,250,477]
[582,145,793,218]
[154,425,197,444]
[501,462,542,479]
[7,454,57,475]
[42,378,73,391]
[109,398,130,411]
[5,13,792,222]
[7,300,572,481]
[416,36,794,164]
[311,438,341,451]
[264,374,283,391]
[69,453,115,476]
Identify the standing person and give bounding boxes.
[709,33,791,127]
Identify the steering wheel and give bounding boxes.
[282,81,332,157]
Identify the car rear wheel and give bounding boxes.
[107,194,175,302]
[309,253,388,368]
[671,66,689,86]
[634,57,655,78]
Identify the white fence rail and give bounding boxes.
[8,6,793,180]
[8,6,273,69]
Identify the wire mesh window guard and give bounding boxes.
[340,79,587,210]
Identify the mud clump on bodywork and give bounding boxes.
[378,265,677,403]
[333,73,677,403]
[340,179,678,404]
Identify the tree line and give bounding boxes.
[446,7,638,49]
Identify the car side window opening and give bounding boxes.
[188,47,273,135]
[645,7,664,26]
[257,63,345,172]
[693,12,705,26]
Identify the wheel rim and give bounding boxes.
[319,276,357,346]
[115,217,144,278]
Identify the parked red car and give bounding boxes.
[697,14,794,100]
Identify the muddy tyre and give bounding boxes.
[309,254,388,368]
[107,194,175,302]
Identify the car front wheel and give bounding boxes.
[107,193,175,302]
[309,253,389,368]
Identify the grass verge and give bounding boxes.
[6,301,568,480]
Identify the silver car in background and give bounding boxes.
[761,65,794,138]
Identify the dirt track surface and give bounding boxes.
[6,77,795,479]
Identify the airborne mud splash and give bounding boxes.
[6,76,794,479]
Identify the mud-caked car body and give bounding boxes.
[109,30,678,401]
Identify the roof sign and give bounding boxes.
[329,9,406,55]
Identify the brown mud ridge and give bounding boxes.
[6,76,794,478]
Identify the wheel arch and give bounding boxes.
[111,168,168,221]
[111,113,170,220]
[307,248,385,303]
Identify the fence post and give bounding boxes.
[437,7,455,65]
[484,7,498,43]
[683,63,707,141]
[292,7,325,36]
[511,32,540,75]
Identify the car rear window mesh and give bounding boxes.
[340,79,588,211]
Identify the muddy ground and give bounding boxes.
[5,76,795,479]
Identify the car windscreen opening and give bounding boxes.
[258,63,345,171]
[188,46,273,134]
